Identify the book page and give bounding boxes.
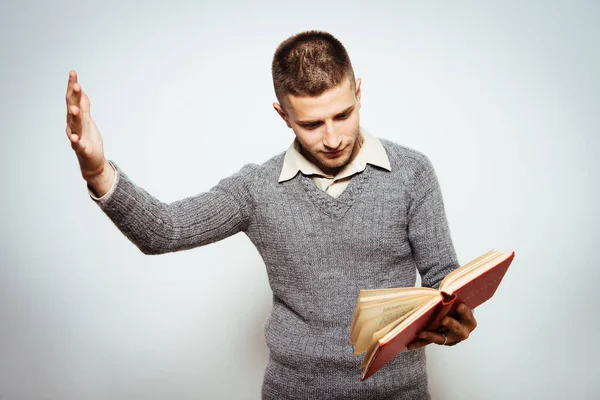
[357,312,408,356]
[380,296,441,344]
[438,250,496,290]
[360,307,418,370]
[353,295,434,354]
[350,288,437,338]
[361,341,379,369]
[361,297,439,375]
[350,294,435,344]
[358,287,437,304]
[440,249,511,294]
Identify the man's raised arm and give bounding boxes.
[65,70,255,255]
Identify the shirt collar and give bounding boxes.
[278,126,391,183]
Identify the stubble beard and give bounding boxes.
[312,133,361,175]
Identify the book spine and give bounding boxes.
[425,292,457,331]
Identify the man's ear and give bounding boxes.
[273,102,292,128]
[355,78,362,108]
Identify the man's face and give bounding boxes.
[274,77,362,176]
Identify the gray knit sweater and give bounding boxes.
[94,138,459,399]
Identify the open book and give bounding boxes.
[350,249,515,381]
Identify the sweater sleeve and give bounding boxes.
[407,156,459,289]
[92,161,256,255]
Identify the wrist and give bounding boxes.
[85,159,115,198]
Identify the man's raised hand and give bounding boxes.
[65,70,114,196]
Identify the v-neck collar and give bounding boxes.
[296,164,372,220]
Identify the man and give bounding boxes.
[65,30,477,399]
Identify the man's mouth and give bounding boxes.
[323,148,345,156]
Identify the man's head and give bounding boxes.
[272,31,362,176]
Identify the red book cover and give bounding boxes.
[360,251,515,381]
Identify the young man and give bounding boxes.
[65,30,477,399]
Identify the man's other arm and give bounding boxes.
[406,155,459,289]
[405,155,478,349]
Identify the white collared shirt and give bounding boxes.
[278,127,391,198]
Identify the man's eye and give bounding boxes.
[336,113,350,120]
[304,124,320,130]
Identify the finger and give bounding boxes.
[67,83,82,120]
[407,339,430,351]
[66,103,82,140]
[69,87,83,136]
[456,303,477,330]
[416,330,447,346]
[65,109,81,142]
[72,82,82,107]
[66,126,82,151]
[66,70,78,107]
[66,71,82,130]
[441,317,470,341]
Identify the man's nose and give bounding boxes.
[323,121,342,149]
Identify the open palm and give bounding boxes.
[65,70,106,181]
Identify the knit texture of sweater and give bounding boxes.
[94,138,459,399]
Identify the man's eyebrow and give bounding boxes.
[296,105,355,125]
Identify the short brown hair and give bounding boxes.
[272,30,355,106]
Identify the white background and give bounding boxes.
[1,0,598,399]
